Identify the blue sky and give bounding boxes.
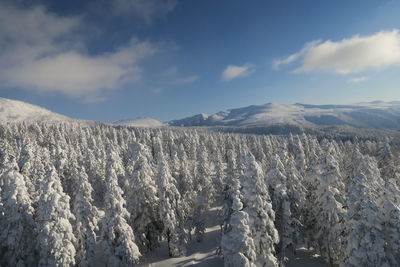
[0,0,400,122]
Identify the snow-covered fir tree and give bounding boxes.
[126,143,160,251]
[71,161,99,267]
[35,165,77,267]
[221,178,257,267]
[380,179,400,266]
[0,159,36,267]
[0,122,398,266]
[155,158,187,257]
[265,154,296,264]
[101,148,141,266]
[343,155,389,267]
[239,153,279,266]
[312,148,346,265]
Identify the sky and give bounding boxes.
[0,0,400,122]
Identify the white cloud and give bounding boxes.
[161,67,198,85]
[111,0,178,23]
[0,3,156,101]
[273,40,321,69]
[162,67,178,77]
[221,64,255,82]
[151,88,162,94]
[2,41,155,97]
[275,30,400,74]
[347,76,369,83]
[174,75,198,84]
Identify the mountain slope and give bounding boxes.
[112,117,164,127]
[169,101,400,130]
[0,97,74,123]
[2,97,400,131]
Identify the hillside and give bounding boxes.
[2,97,400,134]
[0,98,73,123]
[169,101,400,130]
[112,117,164,127]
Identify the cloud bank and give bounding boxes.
[275,30,400,74]
[174,75,198,84]
[347,76,369,83]
[221,64,255,82]
[111,0,178,24]
[0,3,156,101]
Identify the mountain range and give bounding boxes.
[112,117,165,127]
[1,97,400,131]
[169,101,400,130]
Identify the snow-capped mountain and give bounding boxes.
[169,101,400,130]
[2,97,400,131]
[0,97,74,123]
[112,117,164,127]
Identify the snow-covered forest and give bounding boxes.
[0,123,399,267]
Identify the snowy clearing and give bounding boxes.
[139,207,328,267]
[139,207,223,267]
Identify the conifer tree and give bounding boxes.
[381,179,400,266]
[221,181,257,267]
[0,159,36,267]
[35,166,77,267]
[155,158,187,257]
[265,154,295,264]
[127,143,160,251]
[344,155,389,267]
[312,151,346,265]
[239,154,279,266]
[71,162,99,267]
[192,144,213,241]
[101,148,141,266]
[220,149,238,232]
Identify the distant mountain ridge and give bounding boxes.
[0,98,164,127]
[1,97,400,131]
[0,97,73,123]
[0,97,101,125]
[168,101,400,130]
[112,117,164,127]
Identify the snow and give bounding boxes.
[285,247,328,267]
[138,206,223,267]
[0,97,159,126]
[2,96,400,131]
[139,225,222,267]
[168,101,400,130]
[0,97,73,123]
[138,206,328,267]
[1,123,396,266]
[112,117,164,127]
